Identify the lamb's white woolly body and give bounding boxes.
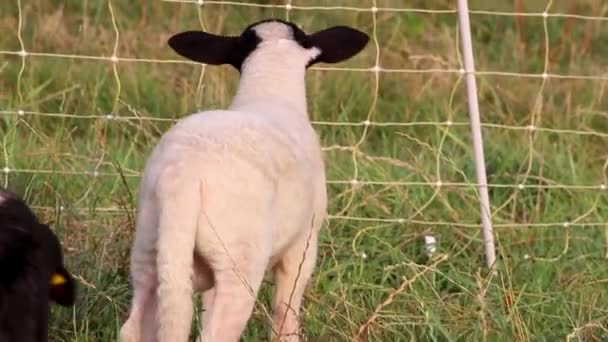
[119,19,368,342]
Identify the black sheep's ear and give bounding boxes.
[49,266,76,307]
[306,26,369,65]
[168,31,240,66]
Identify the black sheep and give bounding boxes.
[0,190,76,342]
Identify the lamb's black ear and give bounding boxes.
[307,26,369,65]
[168,31,239,66]
[49,265,76,307]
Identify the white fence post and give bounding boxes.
[456,0,497,270]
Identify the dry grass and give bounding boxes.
[1,0,608,340]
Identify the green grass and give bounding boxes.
[1,0,608,341]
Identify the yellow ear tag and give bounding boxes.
[50,273,66,286]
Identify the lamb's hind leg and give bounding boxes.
[192,253,215,339]
[199,287,215,340]
[198,235,270,342]
[120,198,159,342]
[119,261,158,342]
[271,223,320,342]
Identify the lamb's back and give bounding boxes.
[141,109,322,196]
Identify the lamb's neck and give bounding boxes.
[229,58,309,118]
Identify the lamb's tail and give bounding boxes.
[155,168,200,342]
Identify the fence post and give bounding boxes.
[456,0,497,270]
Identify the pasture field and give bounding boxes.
[1,0,608,340]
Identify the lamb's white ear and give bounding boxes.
[168,31,239,66]
[307,26,369,65]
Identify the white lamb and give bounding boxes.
[118,18,369,342]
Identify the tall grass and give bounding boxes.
[1,0,607,340]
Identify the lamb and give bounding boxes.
[0,189,76,342]
[118,18,369,342]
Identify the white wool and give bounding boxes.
[231,35,321,117]
[120,23,327,342]
[118,19,366,342]
[252,21,294,40]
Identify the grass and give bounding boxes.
[1,0,608,340]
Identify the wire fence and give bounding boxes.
[2,2,607,231]
[0,0,608,338]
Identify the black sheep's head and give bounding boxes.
[0,190,76,307]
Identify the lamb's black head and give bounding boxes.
[167,18,369,72]
[0,190,76,307]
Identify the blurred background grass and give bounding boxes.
[1,0,608,340]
